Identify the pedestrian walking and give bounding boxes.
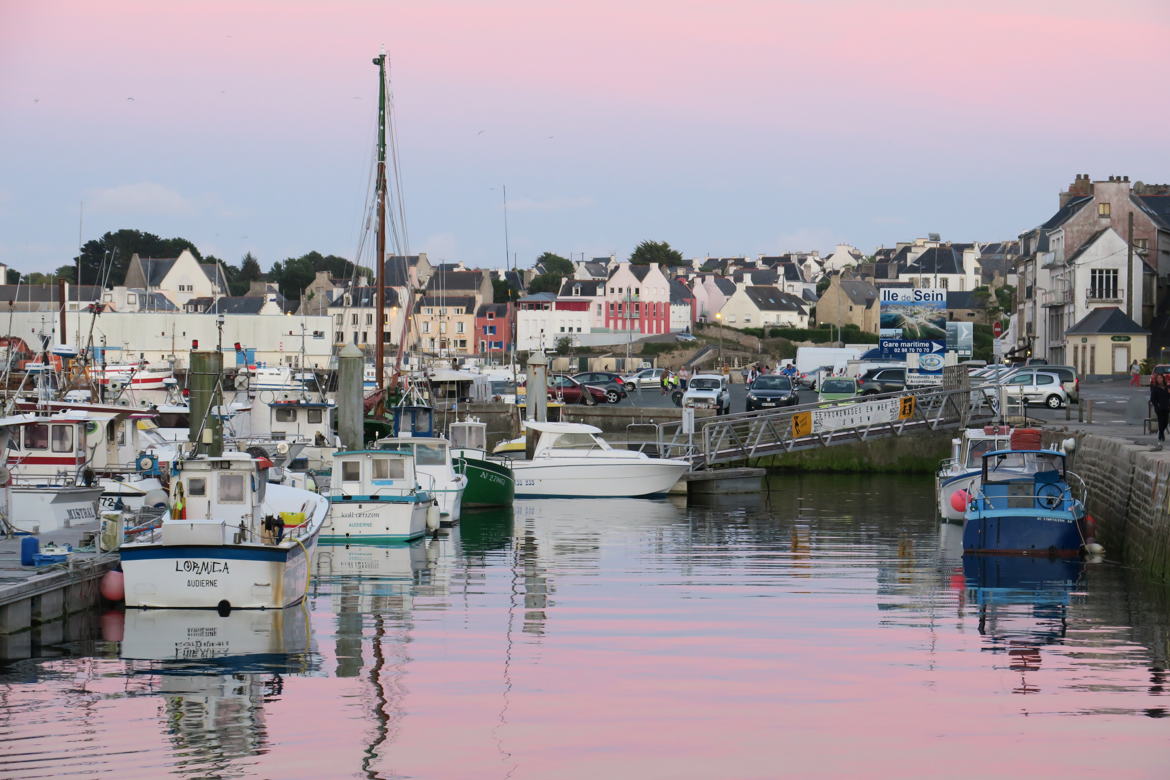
[1151,374,1170,451]
[660,370,670,395]
[1130,359,1142,387]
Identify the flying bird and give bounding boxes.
[476,130,485,135]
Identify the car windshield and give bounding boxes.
[690,378,720,390]
[753,376,791,390]
[821,379,856,394]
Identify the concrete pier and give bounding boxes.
[0,521,118,657]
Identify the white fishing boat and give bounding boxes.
[92,361,175,391]
[0,412,104,534]
[323,448,437,542]
[372,406,466,524]
[509,421,690,498]
[936,425,1013,522]
[120,452,327,610]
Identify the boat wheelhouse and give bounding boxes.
[963,448,1090,557]
[449,418,514,509]
[0,412,103,534]
[936,425,1013,523]
[372,406,466,523]
[324,449,435,542]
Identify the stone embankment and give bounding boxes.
[1055,432,1170,582]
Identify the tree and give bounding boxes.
[72,229,200,286]
[54,265,76,283]
[269,251,372,303]
[527,273,563,295]
[492,277,515,303]
[629,240,685,267]
[4,269,18,284]
[554,336,573,354]
[225,252,264,296]
[535,252,574,277]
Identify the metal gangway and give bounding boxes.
[653,384,995,470]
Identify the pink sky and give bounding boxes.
[1,0,1168,271]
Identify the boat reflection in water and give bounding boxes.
[964,554,1085,694]
[118,607,316,771]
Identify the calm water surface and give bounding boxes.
[3,474,1170,779]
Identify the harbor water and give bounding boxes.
[3,473,1170,778]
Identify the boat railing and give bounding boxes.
[970,482,1085,512]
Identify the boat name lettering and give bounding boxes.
[338,511,379,519]
[175,560,231,575]
[187,579,218,588]
[66,507,95,521]
[518,479,536,487]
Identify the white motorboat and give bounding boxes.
[936,425,1013,522]
[323,448,437,542]
[508,421,690,498]
[120,452,327,610]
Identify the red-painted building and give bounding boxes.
[475,302,513,355]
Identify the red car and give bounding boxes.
[547,375,607,405]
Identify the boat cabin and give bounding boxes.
[978,449,1073,511]
[332,450,423,499]
[449,420,488,452]
[392,405,435,437]
[171,453,264,525]
[950,426,1014,470]
[374,437,450,468]
[524,421,614,456]
[256,399,335,447]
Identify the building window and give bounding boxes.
[456,322,465,334]
[1098,202,1111,217]
[351,313,358,325]
[1134,238,1149,252]
[334,331,342,343]
[422,322,431,333]
[361,331,368,343]
[487,311,495,319]
[1089,269,1119,300]
[365,313,373,325]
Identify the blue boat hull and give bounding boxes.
[962,508,1084,556]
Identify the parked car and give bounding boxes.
[622,367,666,389]
[675,332,697,342]
[987,364,1080,404]
[1152,364,1170,378]
[983,369,1069,409]
[547,375,608,405]
[817,377,859,404]
[682,373,731,414]
[571,371,627,404]
[858,367,906,396]
[746,375,799,411]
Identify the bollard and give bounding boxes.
[1086,399,1093,424]
[1078,400,1084,423]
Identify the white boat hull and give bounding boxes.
[418,467,466,523]
[120,487,327,610]
[322,497,429,542]
[510,457,689,498]
[937,470,981,522]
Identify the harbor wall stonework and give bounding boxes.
[751,429,953,473]
[1056,432,1170,581]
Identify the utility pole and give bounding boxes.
[1127,209,1136,323]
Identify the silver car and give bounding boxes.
[985,369,1069,409]
[622,367,666,389]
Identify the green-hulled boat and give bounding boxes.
[450,419,515,508]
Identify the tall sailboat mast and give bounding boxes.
[373,52,388,395]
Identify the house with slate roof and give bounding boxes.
[816,276,879,333]
[603,262,672,335]
[668,278,696,332]
[1065,306,1148,376]
[1015,174,1170,362]
[718,286,809,329]
[326,286,406,351]
[898,244,980,292]
[123,250,229,308]
[413,294,477,355]
[695,275,736,322]
[475,302,512,355]
[822,244,865,274]
[559,278,606,328]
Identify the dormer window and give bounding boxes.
[574,285,581,296]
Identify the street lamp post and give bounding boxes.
[715,312,723,366]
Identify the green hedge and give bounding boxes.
[735,324,878,344]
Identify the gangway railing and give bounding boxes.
[655,384,996,469]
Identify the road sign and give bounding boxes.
[993,321,1003,337]
[791,411,812,438]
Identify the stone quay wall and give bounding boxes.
[1054,432,1170,582]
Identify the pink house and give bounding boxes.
[603,262,672,335]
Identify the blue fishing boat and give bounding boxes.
[963,447,1091,557]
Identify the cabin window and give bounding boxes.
[341,461,361,482]
[553,433,599,450]
[373,458,405,480]
[307,409,324,424]
[24,424,49,450]
[118,423,127,446]
[219,474,246,503]
[188,477,207,496]
[414,443,446,466]
[275,407,297,423]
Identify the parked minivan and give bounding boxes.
[1001,364,1080,403]
[983,368,1070,409]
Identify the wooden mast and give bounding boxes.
[373,52,388,403]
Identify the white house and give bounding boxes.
[122,249,229,308]
[821,244,865,274]
[515,293,591,351]
[717,286,809,329]
[558,278,607,329]
[697,276,736,322]
[1041,227,1147,367]
[897,245,980,291]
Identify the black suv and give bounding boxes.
[858,367,906,395]
[571,371,628,404]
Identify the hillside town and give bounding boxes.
[0,173,1162,378]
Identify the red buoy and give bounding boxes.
[100,569,125,603]
[950,489,970,513]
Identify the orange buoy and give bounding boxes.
[100,609,124,642]
[950,489,970,513]
[100,569,125,602]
